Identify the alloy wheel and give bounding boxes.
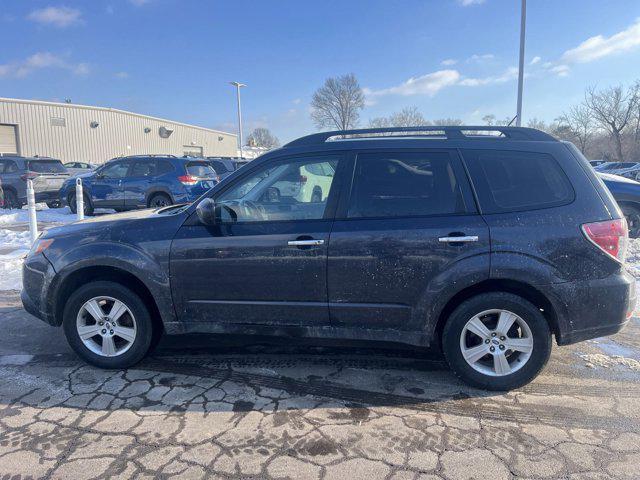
[76,296,137,357]
[459,309,534,376]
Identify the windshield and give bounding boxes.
[27,160,66,173]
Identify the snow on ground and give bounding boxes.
[0,205,77,226]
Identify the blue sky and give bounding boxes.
[2,0,640,143]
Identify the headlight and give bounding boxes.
[28,238,54,257]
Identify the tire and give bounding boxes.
[3,189,18,209]
[63,281,154,369]
[68,193,94,216]
[46,201,61,209]
[442,292,552,391]
[311,187,322,203]
[621,205,640,238]
[148,193,172,208]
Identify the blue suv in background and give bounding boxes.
[59,155,217,215]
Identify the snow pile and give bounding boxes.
[0,206,77,226]
[580,353,640,370]
[0,249,27,291]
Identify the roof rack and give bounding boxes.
[284,126,556,148]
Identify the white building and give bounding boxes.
[0,97,237,165]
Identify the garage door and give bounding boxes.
[0,124,18,155]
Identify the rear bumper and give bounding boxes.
[34,190,61,202]
[541,269,636,345]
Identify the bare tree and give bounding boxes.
[482,114,512,126]
[432,118,463,126]
[556,104,594,154]
[310,74,365,131]
[584,84,640,161]
[246,127,279,149]
[368,106,429,128]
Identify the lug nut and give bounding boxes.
[490,346,495,352]
[484,339,490,344]
[500,336,506,341]
[499,345,506,350]
[101,329,106,334]
[110,330,114,335]
[99,322,104,326]
[491,332,497,337]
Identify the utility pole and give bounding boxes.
[229,82,246,158]
[516,0,527,126]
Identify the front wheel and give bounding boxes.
[622,205,640,238]
[442,292,551,391]
[68,193,94,216]
[63,281,154,369]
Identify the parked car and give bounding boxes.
[589,160,608,167]
[63,161,96,177]
[58,155,218,216]
[22,126,635,391]
[0,155,69,208]
[594,161,639,175]
[205,157,250,180]
[599,172,640,237]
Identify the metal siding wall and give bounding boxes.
[0,99,237,164]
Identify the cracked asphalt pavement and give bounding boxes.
[1,290,640,479]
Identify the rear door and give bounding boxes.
[327,149,490,333]
[124,158,157,208]
[91,160,130,208]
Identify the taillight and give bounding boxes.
[178,175,198,186]
[21,172,38,182]
[581,218,628,262]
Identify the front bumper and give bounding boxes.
[21,253,57,326]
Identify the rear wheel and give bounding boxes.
[3,189,18,209]
[442,292,551,391]
[621,205,640,238]
[148,193,172,208]
[63,281,153,369]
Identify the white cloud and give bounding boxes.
[467,53,495,63]
[114,71,129,79]
[530,56,541,65]
[364,70,461,99]
[0,52,89,78]
[27,6,82,28]
[561,18,640,64]
[441,58,458,66]
[292,98,301,105]
[458,0,486,6]
[129,0,152,5]
[550,64,570,77]
[459,67,519,86]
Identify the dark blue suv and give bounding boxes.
[59,155,217,215]
[23,127,635,390]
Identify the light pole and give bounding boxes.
[229,81,246,158]
[516,0,526,126]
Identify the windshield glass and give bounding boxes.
[27,160,66,173]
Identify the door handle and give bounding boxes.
[287,239,325,246]
[438,236,479,243]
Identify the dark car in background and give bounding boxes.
[63,161,96,177]
[0,156,70,208]
[59,155,217,215]
[205,156,250,180]
[22,126,635,391]
[599,172,640,237]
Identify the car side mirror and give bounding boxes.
[196,198,218,225]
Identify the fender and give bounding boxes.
[47,241,176,327]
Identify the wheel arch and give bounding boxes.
[52,265,164,337]
[145,189,173,207]
[433,279,560,348]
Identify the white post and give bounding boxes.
[26,179,38,244]
[516,0,527,126]
[75,178,84,220]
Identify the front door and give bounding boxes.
[91,160,130,209]
[327,150,490,332]
[170,154,343,326]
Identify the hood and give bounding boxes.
[41,207,178,240]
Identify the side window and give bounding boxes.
[129,159,157,177]
[210,160,228,173]
[100,161,130,179]
[4,161,18,173]
[461,149,574,213]
[0,161,5,174]
[156,160,174,174]
[347,152,466,219]
[216,156,340,223]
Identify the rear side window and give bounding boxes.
[186,161,215,177]
[26,160,66,173]
[461,149,574,213]
[209,160,229,173]
[347,151,467,218]
[156,160,174,174]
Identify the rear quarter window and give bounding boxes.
[461,149,574,213]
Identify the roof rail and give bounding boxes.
[284,126,556,148]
